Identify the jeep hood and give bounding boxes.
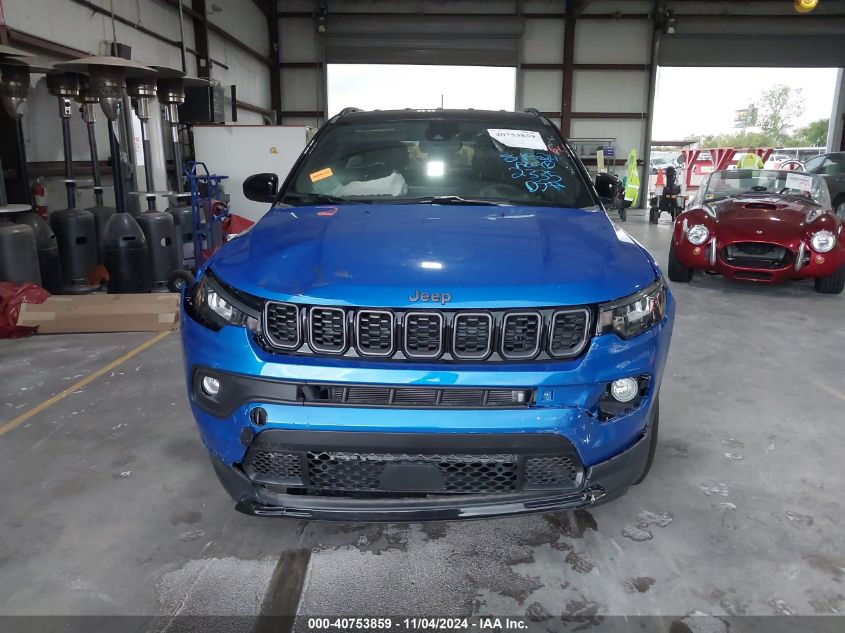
[209,204,657,307]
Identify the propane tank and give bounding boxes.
[13,211,63,294]
[101,213,151,293]
[166,194,194,268]
[136,208,178,292]
[32,179,48,220]
[0,212,41,286]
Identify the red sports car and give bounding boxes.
[668,169,845,294]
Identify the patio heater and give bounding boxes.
[77,77,115,257]
[0,45,61,291]
[126,71,178,291]
[154,67,210,268]
[46,70,99,293]
[55,56,155,293]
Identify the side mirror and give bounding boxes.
[595,172,620,204]
[243,172,279,203]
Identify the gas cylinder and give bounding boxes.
[137,211,178,292]
[166,199,194,268]
[13,211,63,294]
[0,215,41,286]
[50,207,98,291]
[101,213,151,293]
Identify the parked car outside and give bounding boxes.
[180,108,675,521]
[801,152,845,213]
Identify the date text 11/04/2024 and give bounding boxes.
[306,618,528,630]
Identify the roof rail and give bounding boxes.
[337,107,362,117]
[523,107,541,116]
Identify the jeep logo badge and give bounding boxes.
[409,289,452,305]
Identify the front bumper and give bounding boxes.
[211,416,654,521]
[181,290,674,519]
[675,236,844,283]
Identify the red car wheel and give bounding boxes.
[667,241,693,283]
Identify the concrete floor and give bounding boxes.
[1,211,844,630]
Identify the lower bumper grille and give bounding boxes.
[243,436,583,496]
[722,242,793,269]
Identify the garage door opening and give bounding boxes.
[327,64,516,117]
[649,66,839,194]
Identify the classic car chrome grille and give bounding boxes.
[261,302,592,362]
[722,242,793,269]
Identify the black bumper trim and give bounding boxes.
[191,366,535,418]
[209,415,654,521]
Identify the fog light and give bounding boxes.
[201,375,220,396]
[610,378,639,403]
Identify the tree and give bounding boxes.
[755,85,804,145]
[793,119,829,147]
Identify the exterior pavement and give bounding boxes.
[0,210,843,630]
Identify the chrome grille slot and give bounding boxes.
[356,310,394,356]
[264,302,300,349]
[404,312,443,358]
[501,312,541,359]
[452,313,492,359]
[308,307,346,353]
[549,309,590,358]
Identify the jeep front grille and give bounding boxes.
[404,312,443,358]
[501,312,541,359]
[308,307,346,353]
[550,309,590,357]
[261,302,592,363]
[264,302,300,350]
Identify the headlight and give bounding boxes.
[193,271,261,330]
[598,279,667,339]
[810,230,836,253]
[687,224,709,245]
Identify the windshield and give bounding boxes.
[281,117,596,208]
[699,169,831,208]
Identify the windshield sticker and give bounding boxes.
[500,151,564,194]
[785,172,813,192]
[309,167,333,183]
[487,129,548,151]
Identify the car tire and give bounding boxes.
[814,264,845,294]
[667,241,693,283]
[633,398,659,485]
[168,269,195,293]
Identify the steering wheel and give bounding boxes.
[780,160,804,171]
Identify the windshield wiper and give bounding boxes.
[283,192,364,205]
[397,196,514,206]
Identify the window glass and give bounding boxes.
[283,118,596,208]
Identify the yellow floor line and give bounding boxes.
[0,330,172,437]
[811,379,845,403]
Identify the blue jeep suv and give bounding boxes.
[180,108,674,521]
